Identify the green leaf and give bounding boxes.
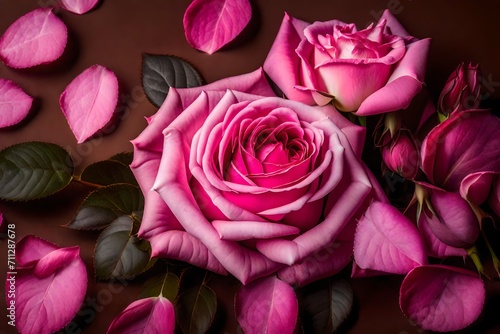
[0,141,74,201]
[109,152,133,165]
[139,272,180,301]
[175,284,217,334]
[80,160,137,186]
[67,183,144,230]
[94,215,153,279]
[142,54,204,108]
[298,278,354,333]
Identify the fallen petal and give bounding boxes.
[400,265,485,332]
[354,201,426,274]
[0,8,67,68]
[235,276,298,334]
[0,79,33,128]
[59,64,119,143]
[106,297,175,334]
[183,0,252,54]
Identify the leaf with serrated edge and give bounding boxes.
[330,280,353,332]
[109,152,134,165]
[299,278,353,333]
[142,54,203,108]
[67,183,143,230]
[80,160,137,186]
[94,215,151,279]
[0,142,73,201]
[139,272,180,301]
[175,284,217,334]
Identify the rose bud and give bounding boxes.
[263,10,431,115]
[416,184,479,249]
[421,110,500,192]
[381,129,420,179]
[438,62,481,118]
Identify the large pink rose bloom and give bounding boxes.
[263,10,431,115]
[131,69,384,285]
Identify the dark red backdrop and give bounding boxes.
[1,1,500,333]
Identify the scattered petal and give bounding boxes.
[60,0,100,15]
[400,265,485,332]
[7,236,87,334]
[0,8,67,68]
[235,276,298,334]
[354,201,427,274]
[0,79,33,128]
[106,297,175,334]
[59,64,119,143]
[183,0,252,54]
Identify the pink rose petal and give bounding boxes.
[106,297,175,334]
[6,236,87,334]
[59,64,119,143]
[421,110,500,191]
[460,171,497,205]
[235,276,298,334]
[417,211,468,259]
[353,201,427,274]
[278,240,353,287]
[400,265,485,332]
[0,79,34,128]
[0,8,67,69]
[60,0,100,15]
[212,220,300,241]
[183,0,252,54]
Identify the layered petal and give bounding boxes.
[400,265,485,332]
[421,110,500,191]
[353,201,426,274]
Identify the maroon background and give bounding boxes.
[1,0,500,333]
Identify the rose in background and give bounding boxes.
[263,10,431,115]
[131,68,385,286]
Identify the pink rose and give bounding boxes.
[131,69,384,285]
[263,10,431,115]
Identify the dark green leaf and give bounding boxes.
[80,160,137,186]
[109,152,133,165]
[142,54,204,107]
[299,278,353,333]
[139,272,180,301]
[0,142,73,200]
[330,279,354,331]
[67,184,144,230]
[175,284,217,334]
[94,215,152,279]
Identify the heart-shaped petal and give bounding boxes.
[354,201,426,274]
[235,276,298,334]
[106,297,175,334]
[183,0,252,54]
[59,64,119,143]
[0,8,67,68]
[0,79,34,128]
[400,265,485,332]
